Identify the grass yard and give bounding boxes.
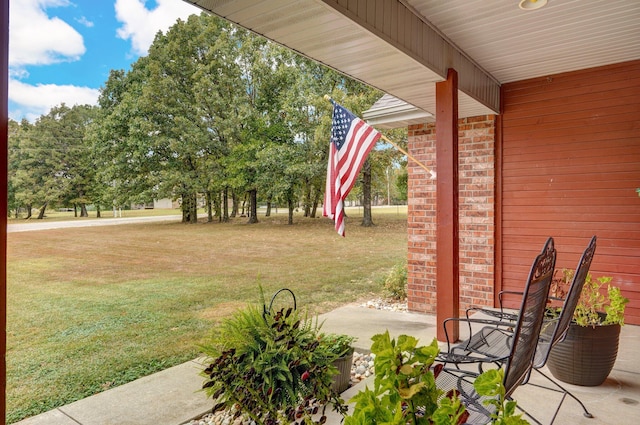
[6,206,408,423]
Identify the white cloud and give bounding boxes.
[9,0,86,67]
[76,16,94,28]
[8,0,91,121]
[9,79,100,121]
[7,0,200,121]
[114,0,200,56]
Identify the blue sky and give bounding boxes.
[9,0,202,122]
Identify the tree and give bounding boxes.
[86,12,388,227]
[7,119,29,217]
[142,14,231,223]
[284,57,383,221]
[224,34,303,224]
[256,142,306,225]
[89,64,157,212]
[91,14,248,224]
[59,105,100,217]
[10,105,99,219]
[194,21,246,222]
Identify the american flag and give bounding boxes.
[323,100,381,236]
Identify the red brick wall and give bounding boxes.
[407,115,496,314]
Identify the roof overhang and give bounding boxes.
[362,93,432,129]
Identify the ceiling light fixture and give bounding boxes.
[519,0,548,10]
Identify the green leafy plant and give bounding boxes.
[344,331,468,425]
[383,260,408,300]
[200,297,347,424]
[474,369,530,425]
[319,333,356,358]
[344,332,531,425]
[551,269,629,327]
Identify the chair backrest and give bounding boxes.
[536,235,597,367]
[503,237,556,397]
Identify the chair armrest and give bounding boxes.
[465,306,517,322]
[441,316,516,352]
[498,290,524,309]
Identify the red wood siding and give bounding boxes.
[500,60,640,324]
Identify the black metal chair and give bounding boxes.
[438,236,597,424]
[520,236,596,423]
[435,237,556,424]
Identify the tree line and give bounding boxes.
[8,13,408,224]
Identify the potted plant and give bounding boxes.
[344,331,530,425]
[319,333,356,393]
[546,270,630,386]
[200,290,348,424]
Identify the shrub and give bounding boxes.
[383,260,408,300]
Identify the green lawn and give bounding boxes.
[6,207,407,423]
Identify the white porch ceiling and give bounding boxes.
[408,0,640,84]
[183,0,640,121]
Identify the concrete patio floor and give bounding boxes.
[13,303,640,425]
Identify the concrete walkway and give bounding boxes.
[13,304,640,425]
[7,215,182,233]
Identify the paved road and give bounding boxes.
[7,215,183,233]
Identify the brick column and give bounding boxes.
[407,115,496,328]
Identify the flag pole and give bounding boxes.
[323,95,436,179]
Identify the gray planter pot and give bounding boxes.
[547,322,620,386]
[331,352,354,393]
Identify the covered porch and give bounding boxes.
[1,0,639,422]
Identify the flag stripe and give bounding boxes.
[323,101,381,236]
[337,122,378,192]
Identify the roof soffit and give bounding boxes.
[318,0,500,113]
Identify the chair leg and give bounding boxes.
[511,398,544,425]
[528,369,594,423]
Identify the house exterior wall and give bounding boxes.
[407,116,496,315]
[500,60,640,325]
[406,60,639,325]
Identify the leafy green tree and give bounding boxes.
[59,105,100,217]
[11,117,57,218]
[7,119,29,217]
[91,14,248,223]
[225,35,303,224]
[87,12,388,227]
[256,142,306,225]
[191,22,246,223]
[395,168,408,202]
[142,14,228,223]
[284,57,383,220]
[380,128,409,205]
[280,57,334,219]
[89,64,156,212]
[10,105,99,219]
